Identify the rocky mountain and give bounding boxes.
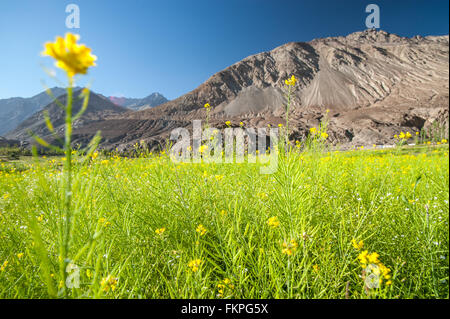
[1,88,167,137]
[66,29,448,151]
[5,90,128,145]
[0,136,21,148]
[108,93,168,110]
[0,87,68,136]
[5,29,449,151]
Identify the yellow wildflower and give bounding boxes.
[267,216,280,228]
[225,121,231,127]
[284,75,297,86]
[204,103,211,109]
[321,132,328,139]
[282,239,298,256]
[357,250,369,266]
[217,278,234,297]
[98,218,111,227]
[188,259,203,272]
[155,227,166,235]
[351,239,364,250]
[196,224,207,236]
[17,253,24,259]
[42,33,97,77]
[367,252,380,264]
[101,275,118,292]
[310,127,317,135]
[0,260,8,271]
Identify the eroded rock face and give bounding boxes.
[118,30,448,150]
[9,29,449,151]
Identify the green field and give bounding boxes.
[0,145,448,299]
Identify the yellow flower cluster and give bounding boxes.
[282,239,298,256]
[196,224,207,236]
[98,217,111,227]
[312,264,319,273]
[204,103,211,109]
[285,75,297,86]
[217,278,234,297]
[394,131,412,140]
[0,260,8,271]
[351,239,364,250]
[267,216,280,228]
[101,275,118,292]
[310,127,317,135]
[155,227,166,235]
[225,121,231,127]
[188,259,203,272]
[42,33,97,77]
[355,244,392,286]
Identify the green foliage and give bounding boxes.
[0,146,448,299]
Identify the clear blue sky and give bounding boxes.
[0,0,448,100]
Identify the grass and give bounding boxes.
[0,144,448,299]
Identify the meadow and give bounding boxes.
[0,143,448,299]
[0,32,448,300]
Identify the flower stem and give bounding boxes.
[61,76,74,296]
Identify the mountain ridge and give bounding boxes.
[5,29,449,151]
[5,90,128,143]
[0,88,168,136]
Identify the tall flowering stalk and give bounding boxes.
[284,75,297,150]
[40,33,97,296]
[204,103,211,129]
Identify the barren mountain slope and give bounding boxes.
[0,87,68,136]
[9,29,448,151]
[94,29,448,151]
[6,90,129,144]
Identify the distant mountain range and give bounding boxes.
[0,89,168,136]
[0,87,67,136]
[107,93,168,110]
[2,29,449,151]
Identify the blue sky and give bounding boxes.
[0,0,448,100]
